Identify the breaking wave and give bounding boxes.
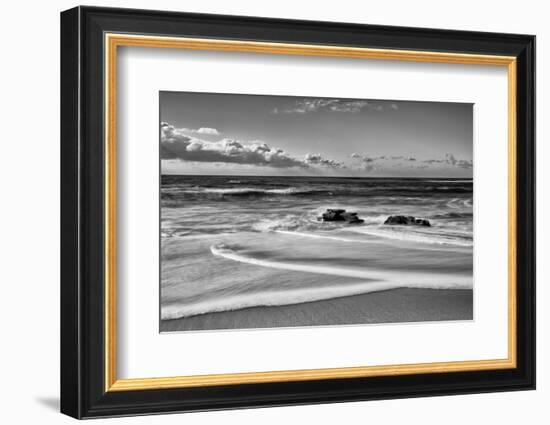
[210,243,472,286]
[161,280,399,320]
[179,187,332,196]
[158,242,474,319]
[274,230,377,244]
[162,243,472,319]
[343,226,473,247]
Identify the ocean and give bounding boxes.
[160,175,473,328]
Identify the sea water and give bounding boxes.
[161,175,473,320]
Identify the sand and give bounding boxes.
[160,288,473,332]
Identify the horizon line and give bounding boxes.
[160,173,473,179]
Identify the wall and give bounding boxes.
[0,0,545,423]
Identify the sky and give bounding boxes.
[160,91,473,177]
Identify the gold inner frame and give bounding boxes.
[104,33,517,392]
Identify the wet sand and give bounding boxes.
[160,287,473,332]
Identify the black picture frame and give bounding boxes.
[61,5,535,419]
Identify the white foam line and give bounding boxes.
[161,281,397,320]
[343,227,473,247]
[275,230,377,244]
[161,245,472,319]
[210,244,472,288]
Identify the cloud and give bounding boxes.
[457,159,473,169]
[387,156,415,161]
[161,122,341,169]
[349,151,473,172]
[273,98,397,114]
[351,153,414,164]
[350,153,381,162]
[412,153,472,169]
[350,154,410,170]
[348,153,382,172]
[444,153,472,168]
[304,153,345,168]
[445,153,458,166]
[163,123,221,136]
[195,127,220,135]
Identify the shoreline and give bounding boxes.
[160,287,473,333]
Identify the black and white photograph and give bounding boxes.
[53,4,538,419]
[159,91,474,332]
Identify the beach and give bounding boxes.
[160,288,473,332]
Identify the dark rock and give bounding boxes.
[319,209,364,224]
[341,212,364,223]
[384,215,431,226]
[321,209,346,221]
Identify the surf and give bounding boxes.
[210,243,472,288]
[161,280,401,320]
[274,230,377,244]
[343,226,473,247]
[162,242,472,320]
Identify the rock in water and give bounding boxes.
[341,212,363,223]
[321,209,346,221]
[384,215,431,226]
[319,209,364,224]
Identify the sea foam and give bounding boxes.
[161,243,472,320]
[210,243,472,288]
[343,226,473,247]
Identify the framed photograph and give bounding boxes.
[60,6,535,419]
